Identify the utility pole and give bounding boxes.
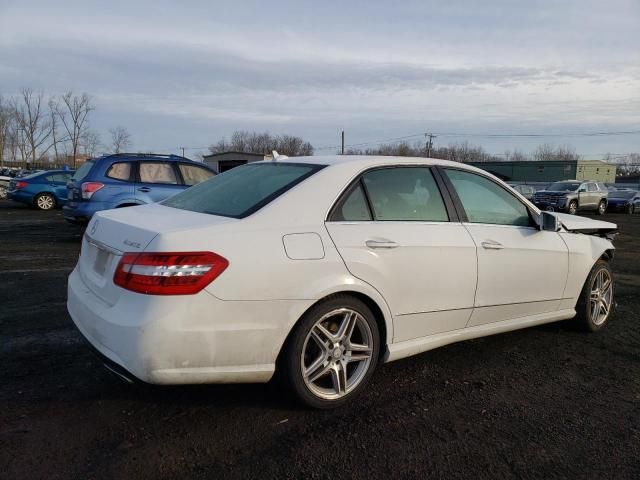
[341,131,345,155]
[180,147,185,157]
[425,133,436,157]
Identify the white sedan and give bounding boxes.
[68,156,617,408]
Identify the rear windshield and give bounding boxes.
[163,162,325,218]
[71,160,95,181]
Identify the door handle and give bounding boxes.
[138,187,151,192]
[365,240,399,249]
[481,240,504,250]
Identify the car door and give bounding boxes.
[440,167,569,327]
[325,166,478,343]
[51,173,72,200]
[135,161,184,203]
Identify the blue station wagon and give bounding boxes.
[7,170,74,210]
[63,153,216,224]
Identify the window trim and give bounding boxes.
[437,166,538,228]
[326,165,457,223]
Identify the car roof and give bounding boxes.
[256,155,488,172]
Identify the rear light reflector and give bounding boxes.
[15,181,28,189]
[114,252,229,295]
[81,182,104,199]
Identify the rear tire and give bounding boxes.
[282,295,380,409]
[573,259,614,332]
[596,200,606,215]
[627,204,634,215]
[34,193,55,211]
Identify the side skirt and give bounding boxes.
[384,308,576,363]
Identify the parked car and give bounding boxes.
[63,153,216,224]
[606,189,640,214]
[68,156,617,408]
[7,170,74,210]
[508,183,536,200]
[532,180,609,215]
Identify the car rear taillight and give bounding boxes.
[15,181,28,189]
[113,252,229,295]
[81,182,104,199]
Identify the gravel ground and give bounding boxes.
[0,200,639,480]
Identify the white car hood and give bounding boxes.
[552,212,617,233]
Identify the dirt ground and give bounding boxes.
[0,200,638,480]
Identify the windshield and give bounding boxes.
[609,191,636,199]
[163,162,325,218]
[547,182,581,192]
[71,160,95,181]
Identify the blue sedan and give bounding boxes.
[7,170,74,210]
[607,189,640,214]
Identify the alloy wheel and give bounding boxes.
[36,194,54,210]
[598,201,606,214]
[590,268,613,326]
[568,201,577,215]
[301,308,373,400]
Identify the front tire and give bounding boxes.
[596,200,606,215]
[627,204,635,215]
[283,295,380,409]
[34,193,56,210]
[568,200,578,215]
[574,260,614,332]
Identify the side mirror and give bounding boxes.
[540,211,561,232]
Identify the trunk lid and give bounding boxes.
[79,203,235,305]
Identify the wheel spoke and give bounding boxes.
[600,300,609,316]
[348,352,371,362]
[314,323,335,343]
[330,362,348,395]
[306,361,331,383]
[336,311,357,341]
[601,277,611,293]
[310,329,330,352]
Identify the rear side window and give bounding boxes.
[139,162,178,184]
[362,167,448,221]
[179,163,214,186]
[71,161,94,181]
[444,169,530,226]
[106,162,133,181]
[163,163,324,218]
[587,183,597,192]
[330,183,372,221]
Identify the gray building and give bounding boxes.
[468,159,616,183]
[202,151,266,173]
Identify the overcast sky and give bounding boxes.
[1,0,638,158]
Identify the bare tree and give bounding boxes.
[503,149,528,162]
[0,96,13,167]
[109,126,132,154]
[11,88,53,162]
[54,91,94,168]
[81,129,101,157]
[209,130,314,156]
[532,144,580,162]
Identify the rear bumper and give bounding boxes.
[67,267,312,384]
[63,201,106,223]
[7,190,32,204]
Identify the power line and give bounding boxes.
[315,128,640,152]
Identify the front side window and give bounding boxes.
[444,169,531,227]
[139,162,178,184]
[361,167,448,221]
[106,162,132,181]
[179,164,214,186]
[163,162,324,218]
